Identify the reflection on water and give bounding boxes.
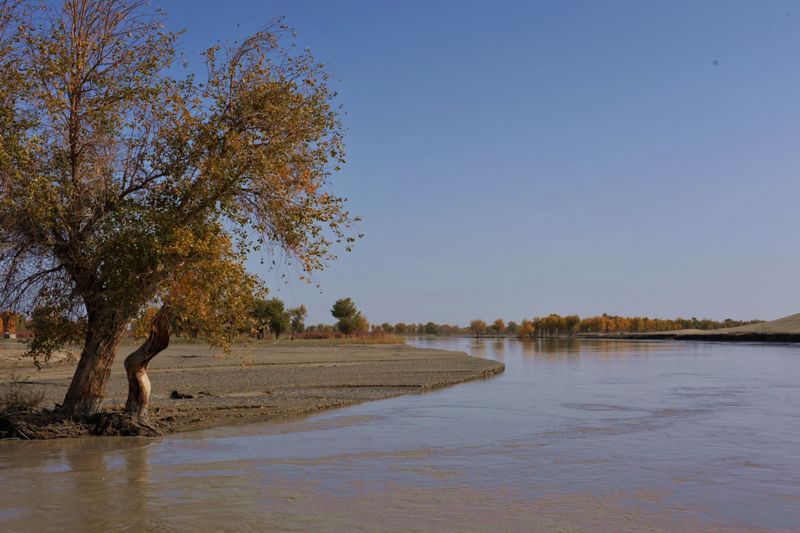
[1,338,800,532]
[0,438,154,531]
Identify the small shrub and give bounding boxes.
[296,331,343,340]
[0,384,45,415]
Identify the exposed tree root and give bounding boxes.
[0,410,164,439]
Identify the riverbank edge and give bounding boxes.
[578,332,800,343]
[1,346,505,440]
[156,361,506,436]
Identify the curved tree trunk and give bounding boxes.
[62,318,127,418]
[124,307,171,418]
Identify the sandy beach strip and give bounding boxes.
[0,341,504,435]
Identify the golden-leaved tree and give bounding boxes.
[0,0,356,417]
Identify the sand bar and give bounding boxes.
[0,340,504,436]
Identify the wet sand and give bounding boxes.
[0,340,504,435]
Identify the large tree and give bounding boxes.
[251,297,289,340]
[490,318,505,337]
[331,297,364,337]
[469,320,487,339]
[288,304,306,340]
[0,0,355,417]
[517,319,534,339]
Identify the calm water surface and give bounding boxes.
[1,338,799,532]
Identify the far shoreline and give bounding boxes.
[583,332,800,343]
[406,332,800,344]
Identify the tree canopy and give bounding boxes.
[288,304,307,339]
[331,297,365,336]
[469,320,487,339]
[251,297,290,340]
[0,0,357,416]
[490,319,505,337]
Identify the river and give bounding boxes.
[1,338,799,532]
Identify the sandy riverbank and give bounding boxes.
[0,340,504,438]
[597,312,800,342]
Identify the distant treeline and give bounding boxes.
[134,296,372,341]
[367,314,762,338]
[6,303,762,343]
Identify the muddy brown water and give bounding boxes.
[1,338,799,532]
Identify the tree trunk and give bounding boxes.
[124,307,171,418]
[62,319,126,417]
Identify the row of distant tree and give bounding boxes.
[362,314,762,338]
[7,306,762,343]
[7,296,373,343]
[248,297,370,339]
[128,297,369,341]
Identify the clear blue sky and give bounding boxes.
[162,0,800,325]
